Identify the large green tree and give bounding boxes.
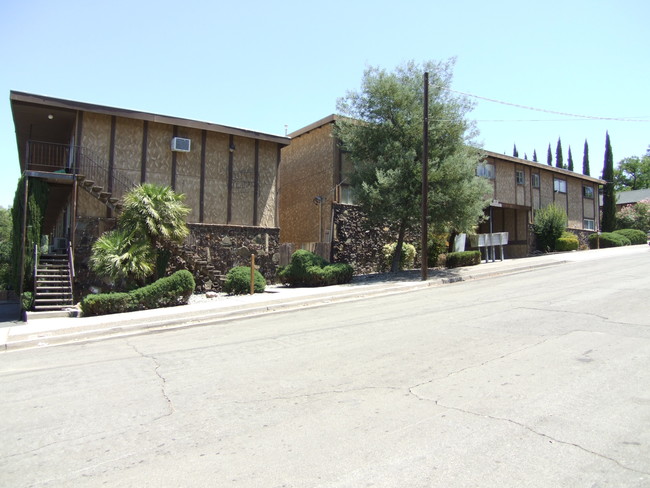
[334,59,490,272]
[613,148,650,191]
[601,132,617,232]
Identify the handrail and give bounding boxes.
[26,141,136,201]
[33,243,39,295]
[67,241,75,303]
[68,241,75,279]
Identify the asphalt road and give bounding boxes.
[1,248,649,487]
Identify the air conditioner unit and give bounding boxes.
[171,137,191,152]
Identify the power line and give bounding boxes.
[445,87,650,122]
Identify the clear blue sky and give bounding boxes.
[1,0,648,208]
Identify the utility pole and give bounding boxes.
[421,72,429,281]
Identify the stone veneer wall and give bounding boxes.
[73,219,280,299]
[331,203,420,275]
[172,224,280,291]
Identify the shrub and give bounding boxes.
[81,270,195,316]
[533,203,567,252]
[223,266,266,295]
[382,242,416,270]
[613,229,647,245]
[445,251,481,268]
[428,233,449,266]
[279,250,353,287]
[21,291,33,311]
[588,232,631,249]
[555,231,579,251]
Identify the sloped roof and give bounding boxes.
[616,188,650,205]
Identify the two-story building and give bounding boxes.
[279,115,604,271]
[11,91,289,308]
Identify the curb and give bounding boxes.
[2,259,564,352]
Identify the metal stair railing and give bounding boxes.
[26,141,136,202]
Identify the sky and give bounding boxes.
[1,0,648,208]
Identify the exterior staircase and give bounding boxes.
[34,254,74,311]
[77,174,123,212]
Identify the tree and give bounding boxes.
[0,206,11,288]
[334,59,490,272]
[90,184,190,287]
[533,149,538,162]
[555,137,564,169]
[601,132,617,232]
[119,183,191,278]
[90,230,155,288]
[547,144,553,166]
[513,144,518,158]
[567,146,574,172]
[582,139,590,176]
[613,150,650,191]
[616,199,650,232]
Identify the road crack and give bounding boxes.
[126,340,174,419]
[431,399,650,477]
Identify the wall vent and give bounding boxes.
[171,137,191,152]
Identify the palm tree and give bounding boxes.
[118,184,191,278]
[90,230,155,288]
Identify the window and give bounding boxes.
[477,163,495,179]
[532,173,540,188]
[516,170,524,185]
[554,178,567,193]
[583,219,595,231]
[583,185,594,199]
[338,184,355,205]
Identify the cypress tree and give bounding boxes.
[567,146,574,171]
[556,137,564,169]
[533,149,538,162]
[547,144,552,166]
[601,132,616,232]
[513,144,518,158]
[582,139,590,176]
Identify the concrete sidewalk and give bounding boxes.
[2,247,642,352]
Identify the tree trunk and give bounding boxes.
[390,220,407,273]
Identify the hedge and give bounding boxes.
[445,251,481,268]
[588,232,631,249]
[81,270,195,316]
[556,232,579,251]
[223,266,266,295]
[279,250,353,287]
[614,229,647,245]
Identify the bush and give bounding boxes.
[21,291,33,311]
[382,242,416,270]
[80,270,195,316]
[614,229,647,245]
[555,231,579,251]
[533,203,567,252]
[428,233,449,266]
[223,266,266,295]
[588,232,631,249]
[445,251,481,268]
[279,250,353,287]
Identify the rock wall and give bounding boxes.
[73,219,280,298]
[331,203,420,275]
[171,224,280,291]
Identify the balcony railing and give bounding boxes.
[25,141,136,200]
